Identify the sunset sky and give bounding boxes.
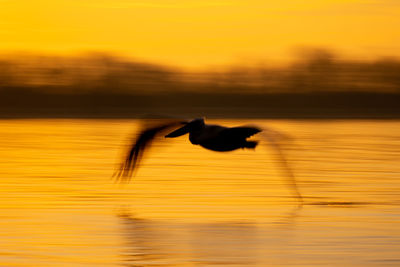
[1,0,399,68]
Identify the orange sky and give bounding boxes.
[1,0,399,68]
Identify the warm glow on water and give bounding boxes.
[1,119,400,266]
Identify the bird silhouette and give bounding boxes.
[113,118,302,202]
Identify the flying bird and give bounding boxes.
[113,118,302,202]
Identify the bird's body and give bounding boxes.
[165,118,261,152]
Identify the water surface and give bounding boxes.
[1,119,399,266]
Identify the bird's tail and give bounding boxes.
[244,141,258,149]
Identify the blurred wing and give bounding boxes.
[113,121,185,183]
[261,128,303,203]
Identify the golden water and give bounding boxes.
[0,119,399,266]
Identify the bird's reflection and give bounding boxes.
[118,213,171,265]
[117,206,302,266]
[117,211,258,266]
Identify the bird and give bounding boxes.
[113,118,302,202]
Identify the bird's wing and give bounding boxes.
[260,128,303,203]
[113,120,185,183]
[223,126,262,139]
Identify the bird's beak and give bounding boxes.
[165,123,190,138]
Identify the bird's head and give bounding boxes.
[165,118,205,138]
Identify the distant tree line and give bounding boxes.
[1,49,400,118]
[0,49,399,95]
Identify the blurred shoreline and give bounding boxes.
[1,49,399,119]
[1,91,400,119]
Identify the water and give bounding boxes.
[0,119,399,266]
